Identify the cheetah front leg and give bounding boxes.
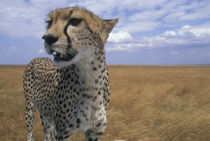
[25,101,36,141]
[85,129,105,141]
[40,114,56,141]
[85,111,107,141]
[40,114,51,141]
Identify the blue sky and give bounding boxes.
[0,0,210,65]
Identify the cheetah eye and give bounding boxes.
[69,18,83,26]
[45,18,53,29]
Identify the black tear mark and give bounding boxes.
[64,21,72,49]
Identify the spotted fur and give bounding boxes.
[23,7,117,141]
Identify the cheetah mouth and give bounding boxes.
[52,51,77,62]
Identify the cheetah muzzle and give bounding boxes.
[42,33,78,62]
[52,49,77,62]
[23,7,118,141]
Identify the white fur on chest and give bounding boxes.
[77,101,106,133]
[71,49,106,133]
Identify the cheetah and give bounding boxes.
[23,7,118,141]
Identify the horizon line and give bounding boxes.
[0,64,210,67]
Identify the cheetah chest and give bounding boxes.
[50,65,109,134]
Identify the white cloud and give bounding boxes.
[163,0,210,23]
[106,45,128,52]
[129,9,166,22]
[108,32,133,43]
[182,25,190,29]
[172,24,210,38]
[148,24,210,47]
[106,42,146,52]
[164,31,176,36]
[107,23,210,52]
[118,20,161,33]
[38,48,45,54]
[74,0,168,16]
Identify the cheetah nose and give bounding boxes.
[42,34,58,45]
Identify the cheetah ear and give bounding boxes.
[103,18,118,34]
[101,18,118,43]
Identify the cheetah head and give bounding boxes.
[42,7,118,67]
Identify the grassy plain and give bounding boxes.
[0,65,210,141]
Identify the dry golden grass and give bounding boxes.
[0,65,210,141]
